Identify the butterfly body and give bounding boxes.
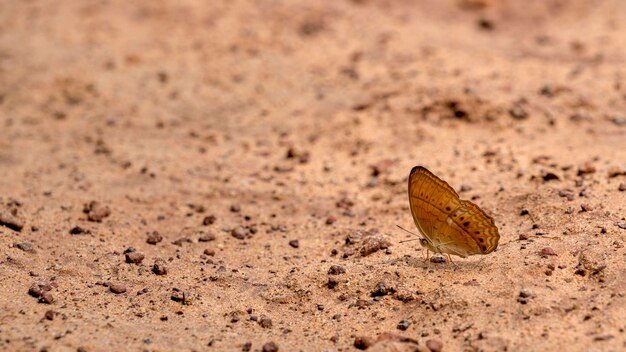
[408,166,499,259]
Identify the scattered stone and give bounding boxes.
[14,242,34,252]
[371,281,395,297]
[520,209,529,216]
[230,204,241,213]
[325,216,336,225]
[610,116,626,126]
[288,240,299,248]
[327,277,339,289]
[569,113,589,122]
[336,197,354,210]
[125,252,145,264]
[83,201,111,222]
[152,260,167,275]
[558,189,575,201]
[203,248,215,256]
[617,222,626,230]
[509,103,528,120]
[426,338,443,352]
[608,166,626,178]
[518,234,529,240]
[258,316,272,328]
[580,203,593,212]
[517,289,533,304]
[231,226,247,240]
[29,283,49,298]
[39,291,54,304]
[354,336,374,350]
[360,236,390,256]
[397,319,411,331]
[540,247,557,257]
[44,310,57,320]
[577,162,596,176]
[430,256,446,263]
[0,211,24,232]
[242,342,252,352]
[328,265,346,275]
[542,172,560,181]
[286,147,310,163]
[198,232,216,242]
[109,283,127,294]
[146,231,163,244]
[171,237,192,246]
[69,226,89,235]
[619,183,626,192]
[202,215,217,225]
[262,342,278,352]
[459,184,472,192]
[171,288,191,304]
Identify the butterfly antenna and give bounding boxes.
[396,225,424,243]
[396,224,421,238]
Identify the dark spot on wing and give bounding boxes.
[463,221,470,227]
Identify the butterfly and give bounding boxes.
[406,166,499,266]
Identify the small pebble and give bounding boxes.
[15,242,34,252]
[258,316,272,328]
[231,226,247,240]
[153,261,167,275]
[198,232,216,242]
[288,240,299,248]
[202,215,217,225]
[109,283,127,294]
[230,204,241,213]
[518,234,529,240]
[325,216,336,225]
[371,281,395,297]
[69,226,89,235]
[459,184,472,192]
[607,166,626,178]
[262,342,278,352]
[0,211,24,232]
[580,203,593,212]
[540,247,557,257]
[397,319,411,331]
[426,338,443,352]
[577,162,596,175]
[83,201,111,222]
[44,310,56,320]
[328,265,346,275]
[241,342,252,352]
[39,291,54,304]
[354,336,373,350]
[619,183,626,192]
[125,252,145,264]
[146,231,163,244]
[203,248,215,256]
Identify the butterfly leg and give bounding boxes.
[423,249,431,271]
[445,253,458,269]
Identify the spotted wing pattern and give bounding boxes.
[408,166,499,257]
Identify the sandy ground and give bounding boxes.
[1,0,625,351]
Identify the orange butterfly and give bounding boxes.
[407,166,499,266]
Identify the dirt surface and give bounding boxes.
[1,1,625,351]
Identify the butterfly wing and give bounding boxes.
[408,166,463,245]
